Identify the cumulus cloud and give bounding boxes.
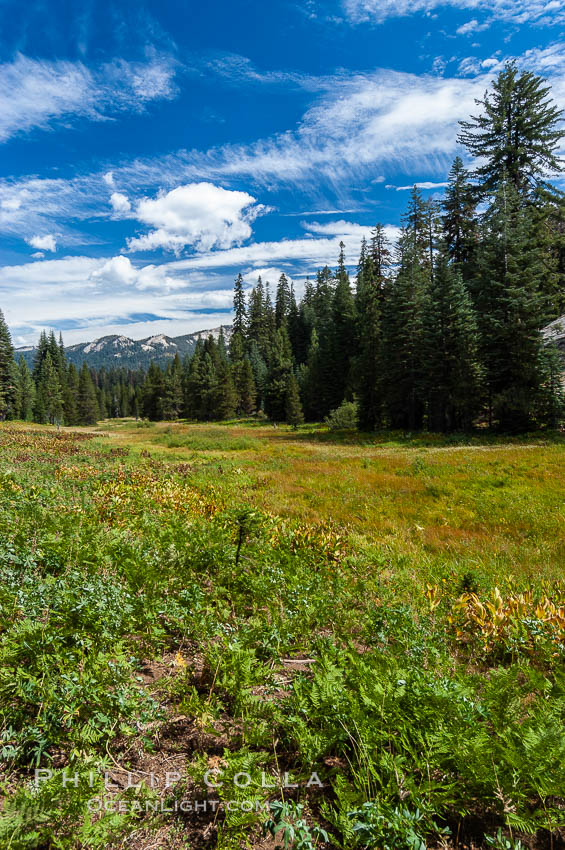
[127,182,268,254]
[27,234,57,252]
[0,53,177,143]
[110,192,131,214]
[90,255,137,286]
[103,172,115,187]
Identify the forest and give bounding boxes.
[1,62,564,433]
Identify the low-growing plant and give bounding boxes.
[263,800,329,849]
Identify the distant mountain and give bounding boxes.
[16,325,232,371]
[543,315,565,358]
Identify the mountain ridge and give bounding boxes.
[16,325,233,371]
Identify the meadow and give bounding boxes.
[0,419,563,850]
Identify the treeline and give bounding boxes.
[0,326,145,426]
[142,63,565,432]
[0,63,564,433]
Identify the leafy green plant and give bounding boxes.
[324,401,358,431]
[485,828,525,849]
[348,802,438,850]
[263,800,329,849]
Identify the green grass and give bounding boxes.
[0,420,563,850]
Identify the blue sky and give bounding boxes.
[1,0,564,346]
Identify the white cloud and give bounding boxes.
[393,181,450,190]
[127,182,268,254]
[1,43,565,248]
[456,18,486,34]
[242,267,288,286]
[90,255,137,286]
[342,0,565,26]
[110,192,131,214]
[0,53,177,143]
[27,234,57,252]
[103,172,115,187]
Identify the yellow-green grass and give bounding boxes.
[49,418,565,584]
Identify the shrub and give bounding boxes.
[324,400,359,431]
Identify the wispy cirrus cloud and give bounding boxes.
[342,0,565,27]
[0,52,178,143]
[1,42,564,250]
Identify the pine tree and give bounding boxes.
[422,247,482,432]
[264,326,293,422]
[63,363,79,425]
[15,356,35,421]
[35,352,64,425]
[162,354,184,420]
[77,362,100,425]
[233,273,247,336]
[329,242,356,409]
[32,331,48,384]
[381,193,432,430]
[142,362,165,421]
[285,373,304,429]
[441,159,478,300]
[275,273,291,328]
[356,226,391,430]
[475,178,559,430]
[458,62,564,194]
[215,359,237,419]
[239,357,257,415]
[0,309,16,420]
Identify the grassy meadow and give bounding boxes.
[0,419,564,849]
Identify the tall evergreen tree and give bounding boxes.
[264,326,293,422]
[285,373,304,429]
[443,157,478,281]
[162,354,184,420]
[422,247,482,431]
[0,309,16,420]
[381,191,432,430]
[239,357,257,415]
[275,273,291,328]
[77,362,100,425]
[35,352,64,425]
[356,226,391,430]
[475,179,560,430]
[458,62,564,194]
[330,242,356,409]
[15,356,35,421]
[233,273,247,336]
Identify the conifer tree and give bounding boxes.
[458,62,564,194]
[356,226,391,430]
[475,178,559,430]
[285,373,304,429]
[330,242,356,409]
[32,331,49,383]
[275,273,291,328]
[162,354,184,420]
[77,362,100,425]
[0,309,16,420]
[233,273,247,336]
[264,326,293,422]
[35,352,64,425]
[443,157,478,279]
[422,247,482,431]
[215,358,237,420]
[142,362,165,421]
[15,356,35,421]
[381,193,432,430]
[63,363,79,425]
[239,357,257,415]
